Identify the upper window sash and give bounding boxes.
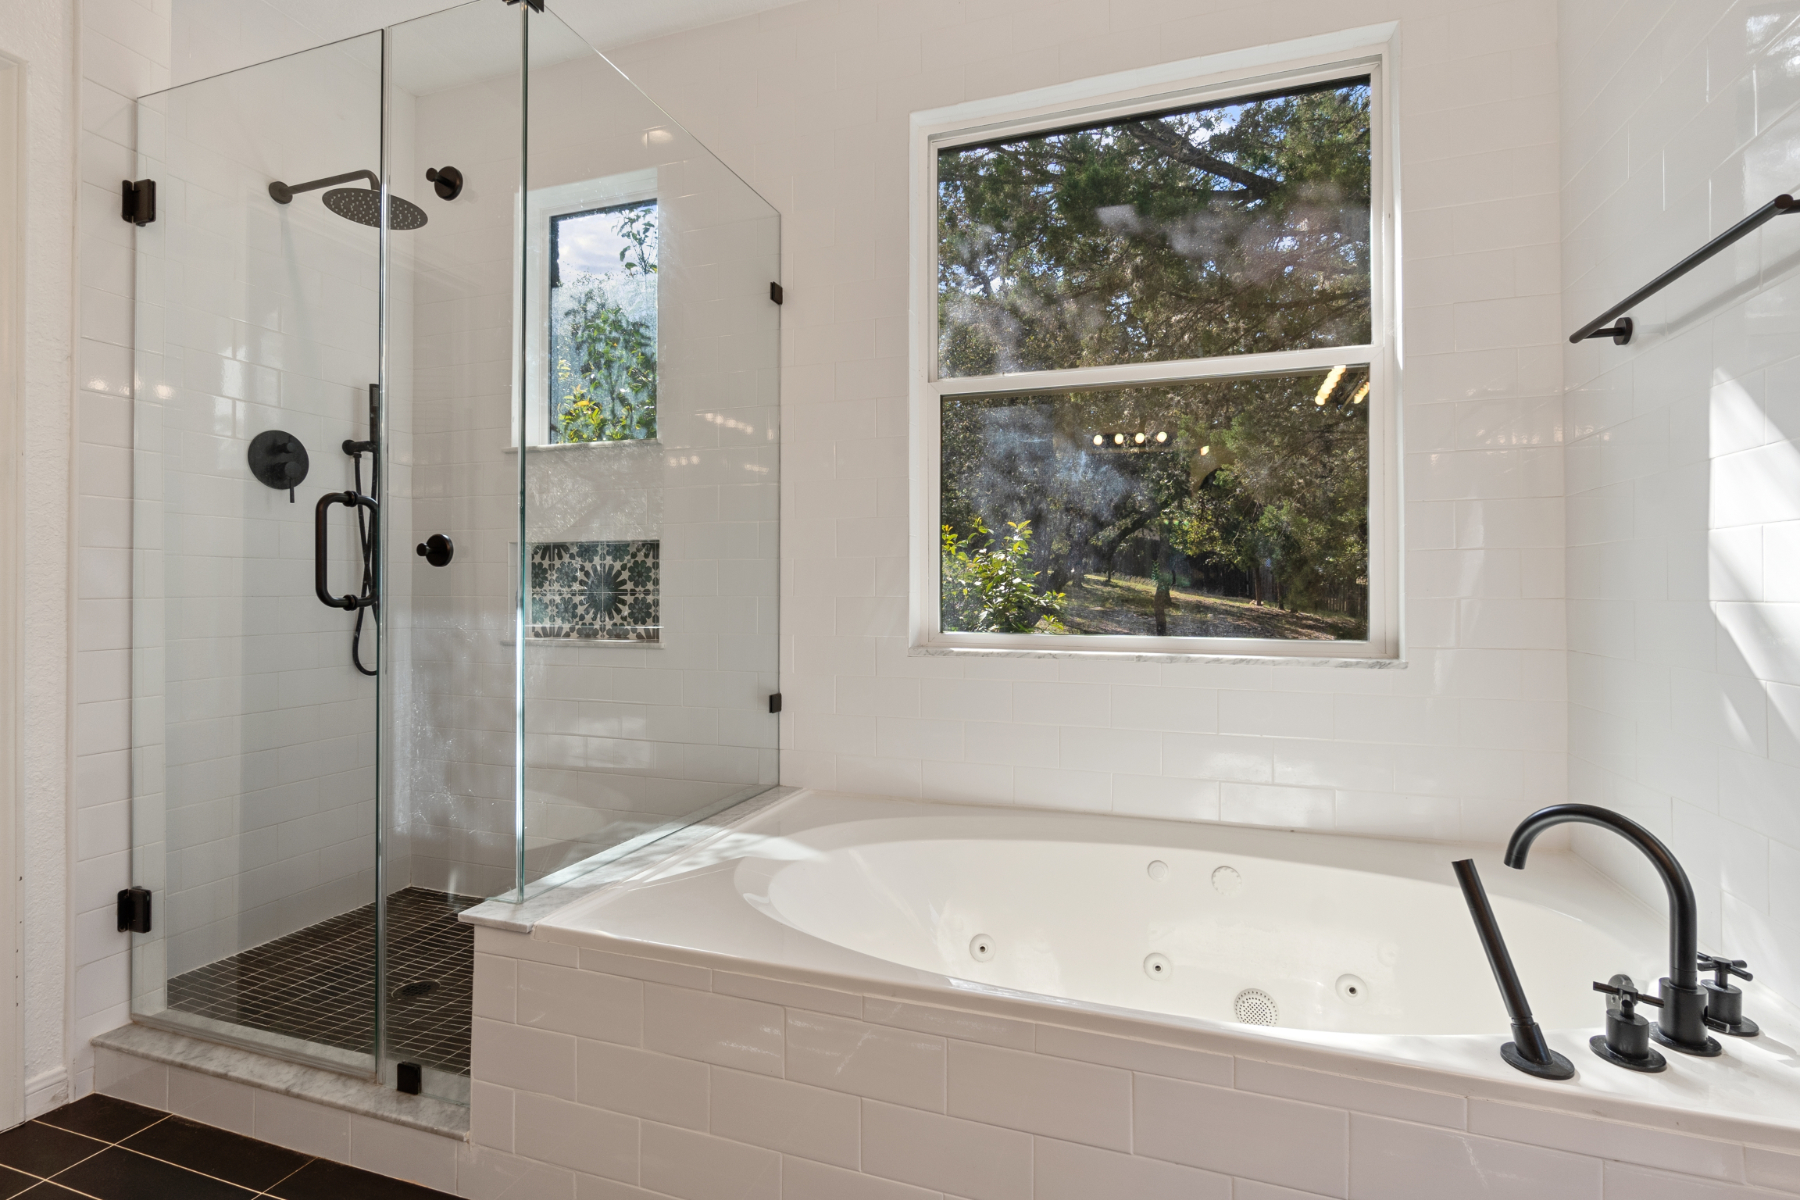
[927,61,1382,389]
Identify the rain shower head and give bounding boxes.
[323,187,427,230]
[268,168,427,230]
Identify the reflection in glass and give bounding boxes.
[937,78,1372,376]
[550,200,659,443]
[941,369,1370,641]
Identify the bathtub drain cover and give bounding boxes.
[1233,988,1278,1026]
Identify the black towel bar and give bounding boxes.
[1569,191,1800,346]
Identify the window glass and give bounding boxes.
[549,199,658,442]
[936,78,1372,377]
[940,367,1370,640]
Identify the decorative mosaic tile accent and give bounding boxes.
[529,540,660,641]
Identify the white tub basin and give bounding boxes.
[746,828,1654,1036]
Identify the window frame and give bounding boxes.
[514,167,659,448]
[909,43,1400,662]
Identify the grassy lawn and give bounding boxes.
[1056,573,1364,641]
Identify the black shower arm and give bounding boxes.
[271,170,379,203]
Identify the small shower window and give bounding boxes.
[549,199,658,443]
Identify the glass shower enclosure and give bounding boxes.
[126,0,780,1104]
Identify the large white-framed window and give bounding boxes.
[909,34,1399,661]
[517,167,659,447]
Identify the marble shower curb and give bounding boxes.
[92,1023,468,1141]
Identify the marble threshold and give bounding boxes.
[91,1023,468,1141]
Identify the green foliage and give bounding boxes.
[553,202,659,443]
[937,79,1371,377]
[934,77,1374,638]
[941,520,1067,634]
[940,370,1369,639]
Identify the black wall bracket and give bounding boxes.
[503,0,545,10]
[769,693,783,714]
[120,179,155,226]
[117,886,152,934]
[396,1062,422,1094]
[769,282,784,305]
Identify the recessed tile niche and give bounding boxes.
[527,540,661,641]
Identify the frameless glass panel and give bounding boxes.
[937,77,1373,376]
[516,8,781,896]
[940,368,1371,641]
[129,31,384,1076]
[382,0,525,1104]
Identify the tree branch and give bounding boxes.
[1121,119,1277,199]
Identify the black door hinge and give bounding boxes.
[769,282,784,305]
[769,692,783,714]
[120,179,155,226]
[396,1062,422,1094]
[117,886,152,933]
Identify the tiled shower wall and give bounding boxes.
[609,0,1568,839]
[1559,0,1800,1003]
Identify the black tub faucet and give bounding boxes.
[1504,804,1720,1057]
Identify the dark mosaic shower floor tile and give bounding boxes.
[166,888,480,1076]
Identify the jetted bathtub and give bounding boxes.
[529,790,1800,1134]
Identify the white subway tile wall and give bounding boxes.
[469,930,1800,1200]
[1559,0,1800,1002]
[602,0,1569,842]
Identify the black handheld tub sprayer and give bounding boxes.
[1452,858,1574,1080]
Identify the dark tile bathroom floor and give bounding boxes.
[167,888,482,1075]
[0,1094,452,1198]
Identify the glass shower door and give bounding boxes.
[126,0,779,1105]
[128,33,386,1075]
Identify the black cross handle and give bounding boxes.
[1593,979,1663,1018]
[1697,953,1752,987]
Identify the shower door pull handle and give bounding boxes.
[315,490,378,610]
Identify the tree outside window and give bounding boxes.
[550,199,658,443]
[934,77,1375,644]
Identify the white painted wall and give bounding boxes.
[610,0,1568,841]
[1560,0,1800,1004]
